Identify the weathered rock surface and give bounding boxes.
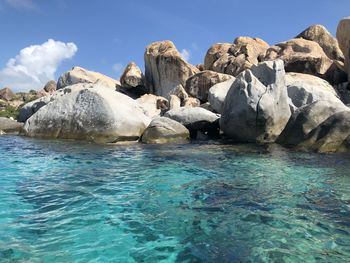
[204,37,269,77]
[141,117,190,144]
[120,62,147,96]
[337,17,350,79]
[164,107,220,137]
[297,111,350,153]
[221,60,291,143]
[18,95,53,122]
[0,87,15,101]
[169,95,181,110]
[263,38,346,84]
[57,66,121,90]
[277,100,349,147]
[182,97,201,108]
[185,70,234,102]
[334,82,350,105]
[0,117,23,134]
[23,83,150,143]
[286,72,342,109]
[208,78,236,113]
[136,94,168,119]
[296,24,344,62]
[43,80,57,93]
[144,40,199,97]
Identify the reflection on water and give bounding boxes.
[0,136,349,262]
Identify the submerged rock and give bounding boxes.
[0,117,23,134]
[23,83,150,143]
[141,117,190,144]
[144,40,199,97]
[277,100,349,147]
[221,60,291,143]
[297,111,350,153]
[164,107,220,137]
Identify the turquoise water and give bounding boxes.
[0,136,349,262]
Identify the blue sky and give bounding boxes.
[0,0,349,91]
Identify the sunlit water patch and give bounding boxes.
[0,136,349,262]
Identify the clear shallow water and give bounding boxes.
[0,136,349,263]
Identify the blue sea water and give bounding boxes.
[0,136,349,263]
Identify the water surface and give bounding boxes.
[0,136,349,262]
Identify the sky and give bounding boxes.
[0,0,349,92]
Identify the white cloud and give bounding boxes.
[180,49,190,61]
[4,0,37,10]
[0,39,78,92]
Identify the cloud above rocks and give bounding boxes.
[0,39,78,92]
[180,49,191,61]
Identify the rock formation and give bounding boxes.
[221,60,291,143]
[144,40,199,97]
[141,117,190,144]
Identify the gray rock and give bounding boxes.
[164,107,220,136]
[221,60,291,143]
[208,78,236,113]
[334,82,350,105]
[297,111,350,153]
[23,83,151,143]
[57,66,121,90]
[141,117,190,144]
[0,117,23,134]
[144,40,199,97]
[185,70,234,102]
[286,72,342,108]
[277,100,349,147]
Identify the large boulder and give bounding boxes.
[18,95,53,122]
[43,80,57,93]
[0,117,23,134]
[136,94,168,118]
[263,38,346,85]
[185,70,234,102]
[23,83,151,143]
[277,100,349,147]
[164,107,220,137]
[0,87,15,101]
[204,37,269,77]
[120,62,147,96]
[285,72,343,109]
[208,78,236,113]
[337,17,350,80]
[141,117,190,144]
[144,40,199,97]
[57,66,121,90]
[221,60,291,143]
[296,24,344,62]
[297,111,350,153]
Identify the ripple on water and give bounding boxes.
[0,136,349,262]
